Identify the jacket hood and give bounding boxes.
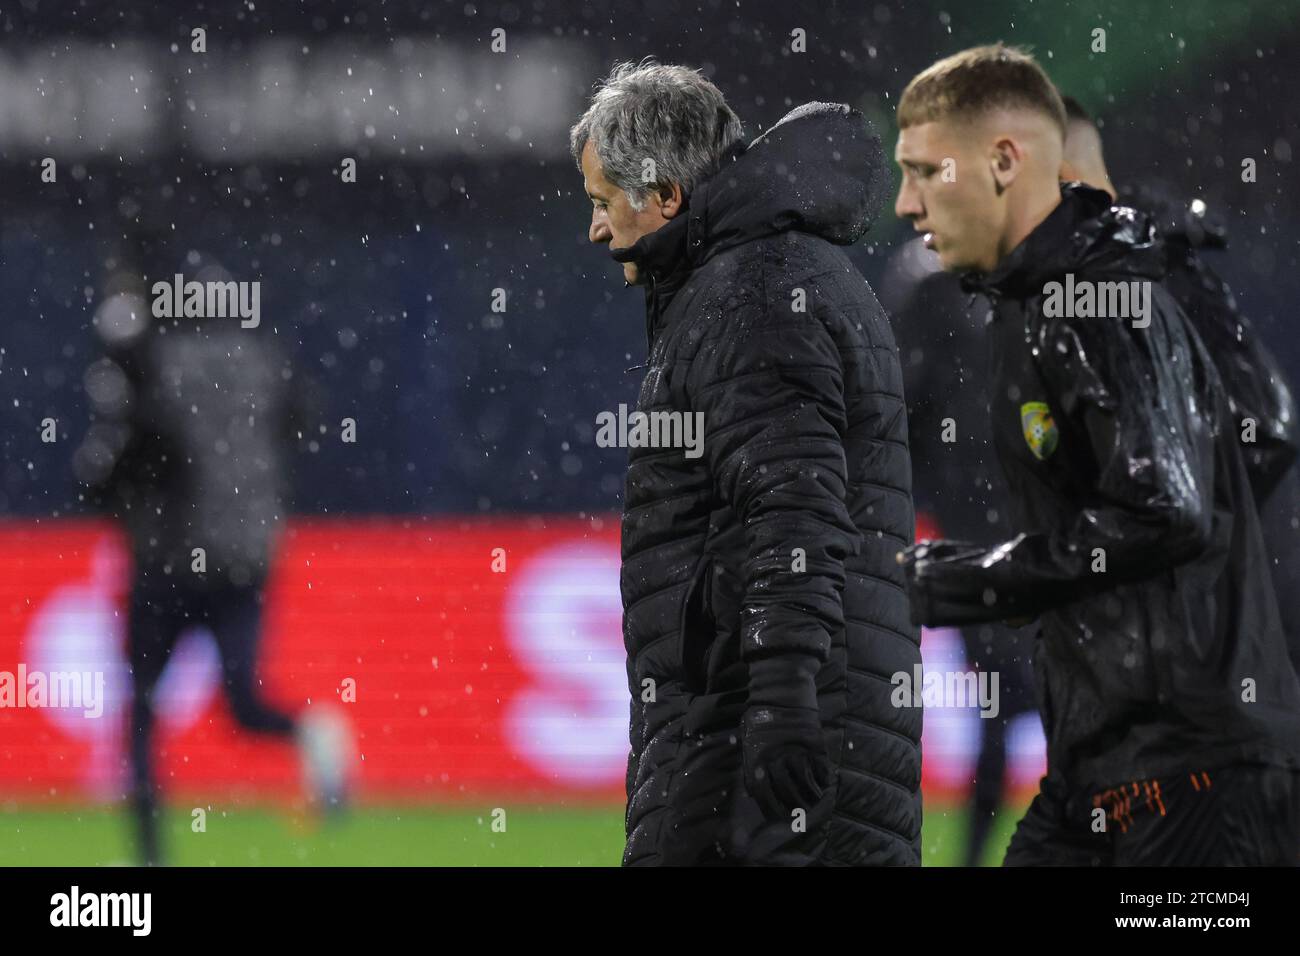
[691,100,890,259]
[963,182,1166,299]
[610,101,890,283]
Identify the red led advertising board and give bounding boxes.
[0,518,1042,804]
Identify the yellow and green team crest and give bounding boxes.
[1020,401,1059,460]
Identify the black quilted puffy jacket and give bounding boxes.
[608,102,922,866]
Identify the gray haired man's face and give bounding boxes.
[581,140,679,286]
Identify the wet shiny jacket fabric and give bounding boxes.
[1123,183,1300,677]
[610,103,922,865]
[904,183,1300,791]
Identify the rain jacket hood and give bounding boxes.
[963,181,1165,298]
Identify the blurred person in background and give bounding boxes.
[1059,94,1300,678]
[880,240,1038,866]
[74,231,351,866]
[573,60,921,866]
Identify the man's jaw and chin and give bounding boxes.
[919,231,959,272]
[922,234,986,274]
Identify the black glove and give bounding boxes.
[742,652,833,822]
[898,538,987,576]
[898,538,1040,626]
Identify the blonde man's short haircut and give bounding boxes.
[898,43,1067,138]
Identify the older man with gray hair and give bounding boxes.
[571,59,922,866]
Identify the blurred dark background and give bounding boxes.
[2,0,1296,517]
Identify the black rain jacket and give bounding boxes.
[1122,182,1300,677]
[902,182,1300,791]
